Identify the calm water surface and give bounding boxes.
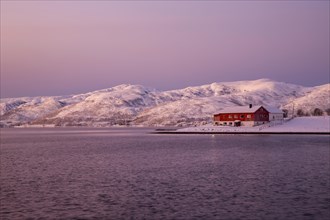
[1,128,329,220]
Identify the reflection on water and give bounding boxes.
[1,128,329,219]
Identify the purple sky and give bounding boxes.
[1,1,329,98]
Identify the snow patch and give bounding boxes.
[177,117,330,133]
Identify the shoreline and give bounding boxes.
[153,131,330,135]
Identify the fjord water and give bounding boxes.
[1,128,329,220]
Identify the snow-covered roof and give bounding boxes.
[215,105,283,115]
[265,106,284,114]
[215,105,264,114]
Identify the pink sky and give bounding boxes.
[1,1,329,98]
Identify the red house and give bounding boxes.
[213,105,269,126]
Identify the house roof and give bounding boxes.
[214,105,283,115]
[264,106,284,114]
[215,105,264,114]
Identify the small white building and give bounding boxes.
[266,106,284,121]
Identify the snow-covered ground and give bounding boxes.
[177,117,330,133]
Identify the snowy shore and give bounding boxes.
[173,116,330,134]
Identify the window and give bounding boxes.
[229,122,232,125]
[240,115,245,118]
[247,114,251,118]
[234,115,238,118]
[229,115,232,119]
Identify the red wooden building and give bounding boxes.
[213,105,269,126]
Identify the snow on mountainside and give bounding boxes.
[0,99,28,116]
[134,97,227,126]
[32,84,160,126]
[283,84,330,114]
[0,79,329,127]
[0,97,65,127]
[134,79,313,126]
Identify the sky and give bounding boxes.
[1,1,329,98]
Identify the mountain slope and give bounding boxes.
[1,79,329,127]
[282,84,330,114]
[133,79,315,126]
[0,97,65,126]
[32,84,160,126]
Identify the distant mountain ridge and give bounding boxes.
[1,79,329,127]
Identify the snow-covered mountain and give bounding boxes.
[1,79,329,127]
